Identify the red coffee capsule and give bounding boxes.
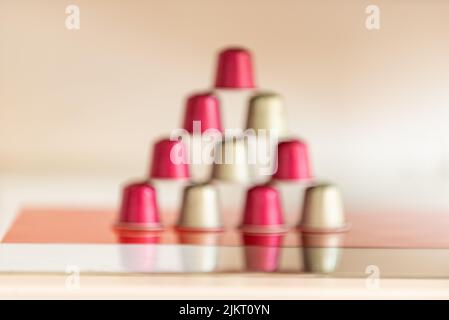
[273,139,312,181]
[149,138,190,179]
[241,185,288,233]
[183,92,223,134]
[117,181,162,231]
[214,47,256,89]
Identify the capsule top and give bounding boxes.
[248,92,281,105]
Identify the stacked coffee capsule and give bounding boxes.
[117,46,349,239]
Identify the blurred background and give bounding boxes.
[1,0,449,230]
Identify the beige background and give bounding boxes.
[1,0,449,212]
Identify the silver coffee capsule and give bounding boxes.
[245,92,288,181]
[211,138,250,183]
[245,92,288,137]
[177,183,223,231]
[298,183,349,232]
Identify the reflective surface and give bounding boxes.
[2,208,449,278]
[1,244,449,278]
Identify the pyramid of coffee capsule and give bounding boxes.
[117,46,348,235]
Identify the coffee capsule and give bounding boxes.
[298,183,349,232]
[241,185,288,233]
[117,181,162,231]
[149,138,190,180]
[245,92,288,137]
[183,92,223,134]
[215,47,255,89]
[211,137,250,183]
[273,139,312,181]
[177,183,223,231]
